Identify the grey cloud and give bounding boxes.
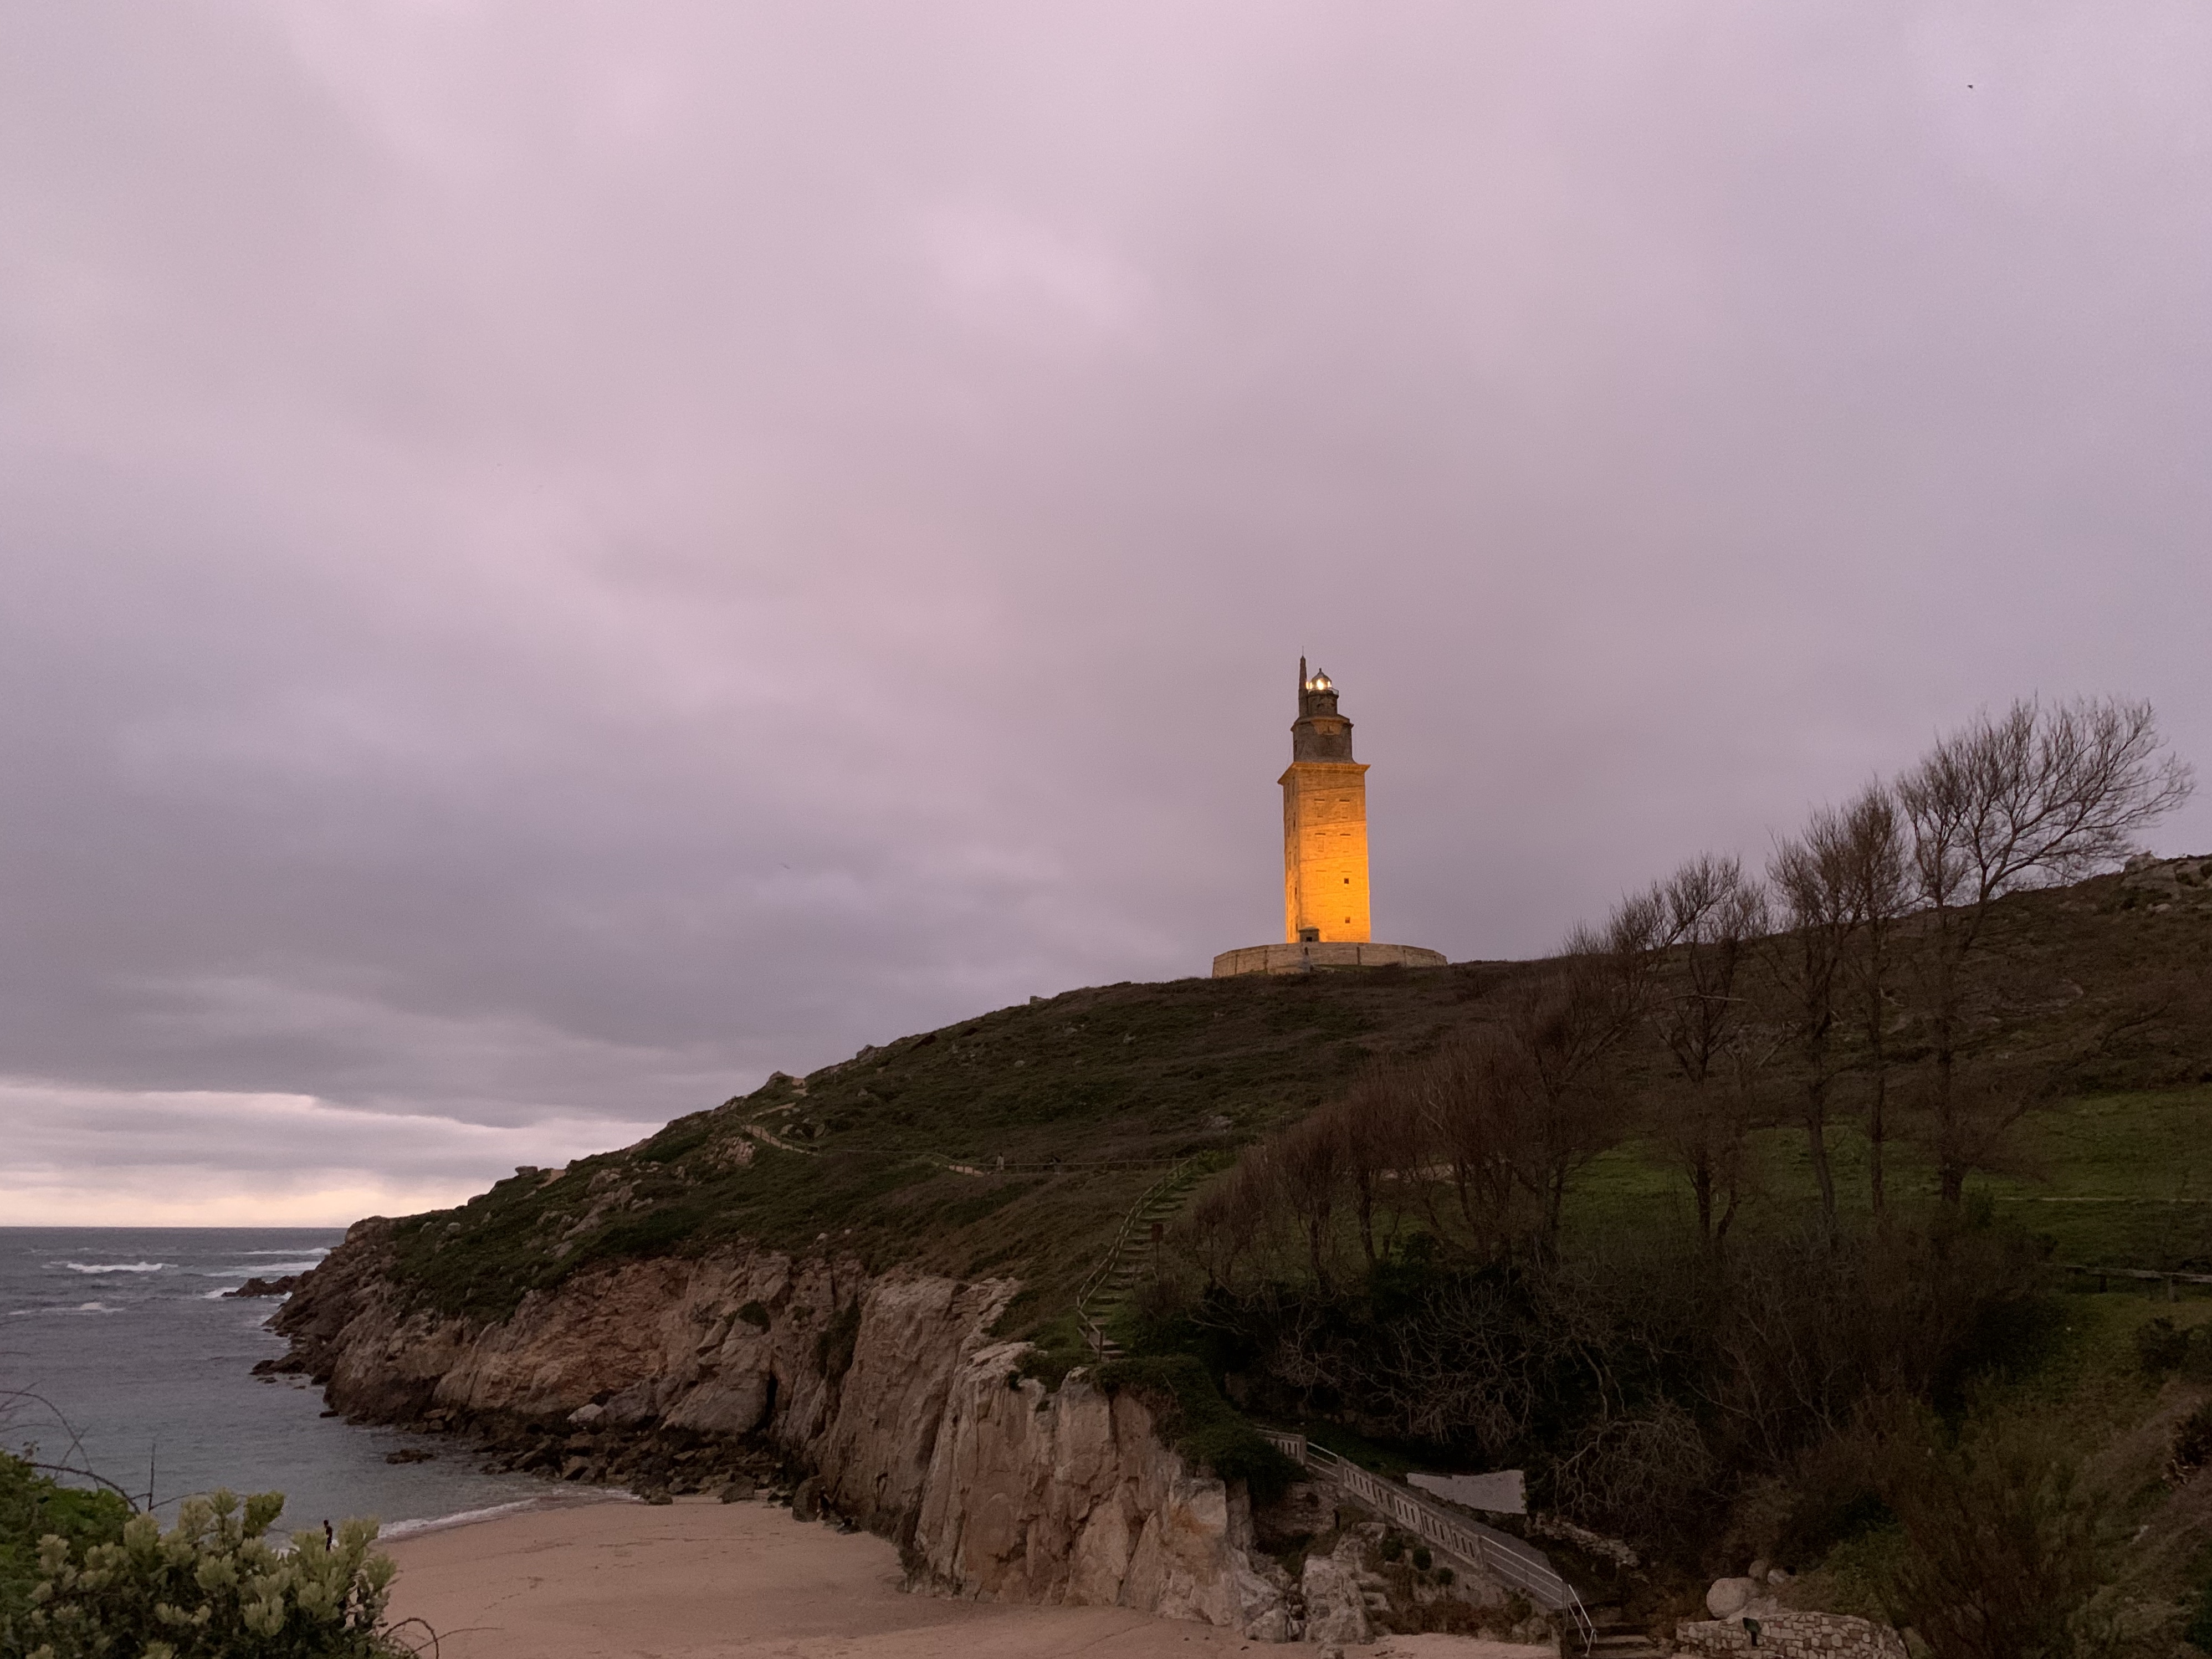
[1,2,2208,1219]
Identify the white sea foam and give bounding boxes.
[63,1261,166,1274]
[377,1490,637,1543]
[8,1301,121,1315]
[207,1261,321,1276]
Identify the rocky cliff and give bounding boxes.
[274,1218,1291,1638]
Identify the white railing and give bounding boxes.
[1262,1432,1593,1653]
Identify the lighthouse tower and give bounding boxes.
[1281,658,1370,943]
[1211,660,1446,977]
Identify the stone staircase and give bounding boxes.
[1076,1159,1205,1360]
[1261,1433,1596,1653]
[1585,1607,1665,1659]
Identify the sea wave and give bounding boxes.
[234,1248,331,1258]
[62,1261,167,1274]
[7,1302,120,1316]
[377,1490,637,1543]
[204,1261,321,1276]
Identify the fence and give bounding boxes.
[1261,1431,1593,1653]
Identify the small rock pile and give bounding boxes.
[1263,1507,1534,1648]
[2119,855,2212,915]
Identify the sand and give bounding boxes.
[382,1496,1556,1659]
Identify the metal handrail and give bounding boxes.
[1262,1432,1594,1653]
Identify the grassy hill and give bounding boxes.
[382,957,1516,1325]
[379,860,2212,1348]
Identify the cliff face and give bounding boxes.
[275,1220,1289,1638]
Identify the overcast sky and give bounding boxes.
[3,3,2208,1225]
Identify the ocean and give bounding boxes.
[0,1227,565,1542]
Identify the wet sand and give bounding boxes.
[382,1496,1555,1659]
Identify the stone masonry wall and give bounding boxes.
[1678,1612,1907,1659]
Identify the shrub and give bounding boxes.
[2135,1317,2191,1376]
[2172,1402,2212,1479]
[736,1301,771,1330]
[1879,1413,2121,1659]
[2188,1578,2212,1655]
[15,1487,404,1658]
[1,1453,130,1638]
[1411,1544,1432,1571]
[1092,1355,1300,1503]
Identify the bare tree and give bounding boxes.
[1184,1158,1269,1290]
[1267,1110,1346,1289]
[1414,1035,1522,1255]
[1896,698,2193,1204]
[1647,856,1770,1246]
[1836,786,1909,1213]
[1497,890,1663,1248]
[1768,792,1911,1224]
[1334,1061,1424,1268]
[1769,822,1854,1223]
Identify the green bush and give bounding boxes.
[2,1454,130,1638]
[14,1488,403,1658]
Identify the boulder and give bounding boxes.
[1708,1578,1759,1618]
[792,1476,823,1522]
[1301,1549,1373,1647]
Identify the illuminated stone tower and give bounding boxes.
[1281,658,1370,943]
[1211,659,1445,977]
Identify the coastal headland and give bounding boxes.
[263,854,2212,1645]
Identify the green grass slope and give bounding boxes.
[377,863,2212,1342]
[382,960,1515,1325]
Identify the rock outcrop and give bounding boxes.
[223,1274,303,1298]
[272,1218,1291,1638]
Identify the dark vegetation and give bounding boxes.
[1089,1355,1301,1503]
[0,1451,128,1640]
[0,1449,412,1658]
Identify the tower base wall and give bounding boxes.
[1211,941,1447,978]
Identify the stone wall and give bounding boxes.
[1211,941,1446,978]
[1677,1612,1907,1659]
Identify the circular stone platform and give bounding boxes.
[1211,941,1448,977]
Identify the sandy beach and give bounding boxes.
[383,1496,1555,1659]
